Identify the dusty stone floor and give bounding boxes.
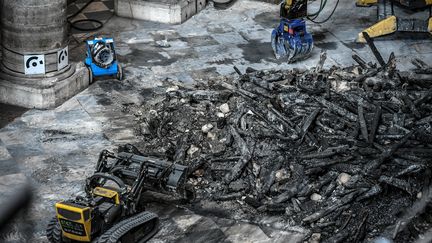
[0,0,431,242]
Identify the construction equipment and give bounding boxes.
[271,0,314,62]
[356,0,432,42]
[46,145,195,243]
[85,37,123,83]
[271,0,430,57]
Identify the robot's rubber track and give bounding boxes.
[46,217,63,243]
[97,211,159,243]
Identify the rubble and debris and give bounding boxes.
[128,52,432,242]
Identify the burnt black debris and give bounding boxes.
[128,54,432,243]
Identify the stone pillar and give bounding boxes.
[2,0,69,75]
[0,0,3,52]
[0,0,89,109]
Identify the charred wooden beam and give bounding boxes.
[379,176,413,195]
[352,54,369,69]
[358,103,368,142]
[362,31,386,67]
[303,190,359,223]
[368,105,382,144]
[224,126,253,184]
[300,108,320,138]
[316,97,358,122]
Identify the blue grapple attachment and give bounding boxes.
[271,0,314,62]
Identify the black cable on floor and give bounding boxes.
[308,0,327,20]
[67,0,104,31]
[307,0,340,24]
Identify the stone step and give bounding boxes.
[115,0,207,24]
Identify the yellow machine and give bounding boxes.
[53,187,121,242]
[47,146,195,243]
[55,202,93,242]
[356,0,432,42]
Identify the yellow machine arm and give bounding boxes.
[280,0,308,19]
[356,0,432,42]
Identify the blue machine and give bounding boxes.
[85,37,122,82]
[271,0,313,62]
[271,18,314,62]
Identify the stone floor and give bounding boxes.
[0,0,431,242]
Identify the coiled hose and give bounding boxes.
[67,0,104,31]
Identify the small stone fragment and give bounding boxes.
[352,66,361,76]
[209,141,226,155]
[166,85,179,92]
[193,169,204,177]
[155,39,170,48]
[149,110,158,117]
[253,163,261,177]
[309,233,321,243]
[219,103,230,114]
[216,112,225,118]
[275,169,290,183]
[310,193,322,202]
[343,174,360,188]
[337,173,351,186]
[201,123,214,133]
[134,110,143,117]
[187,145,199,157]
[207,132,216,140]
[139,122,151,135]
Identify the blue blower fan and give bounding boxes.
[85,37,122,82]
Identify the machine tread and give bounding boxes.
[116,63,123,81]
[97,211,159,243]
[46,217,63,243]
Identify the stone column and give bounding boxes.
[0,0,89,109]
[0,0,3,52]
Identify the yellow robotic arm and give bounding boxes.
[280,0,308,19]
[356,0,432,42]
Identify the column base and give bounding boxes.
[0,63,90,109]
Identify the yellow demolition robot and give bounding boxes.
[47,145,195,243]
[54,187,118,242]
[356,0,432,42]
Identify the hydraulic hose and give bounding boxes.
[308,0,327,20]
[307,0,340,24]
[67,0,104,31]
